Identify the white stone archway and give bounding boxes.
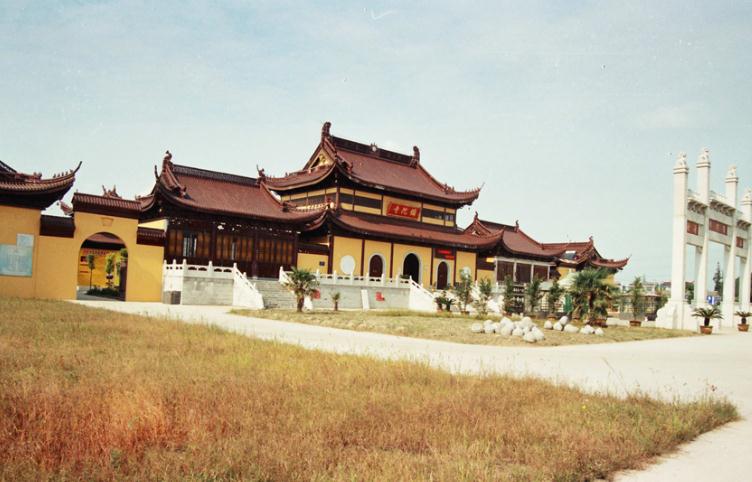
[657,149,752,331]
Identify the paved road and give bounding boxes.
[75,301,752,481]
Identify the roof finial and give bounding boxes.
[164,150,172,162]
[102,185,121,198]
[256,164,266,179]
[413,146,420,162]
[322,121,331,139]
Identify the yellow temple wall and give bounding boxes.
[477,269,495,282]
[0,205,40,298]
[297,252,328,273]
[0,209,164,301]
[332,236,363,276]
[392,243,432,284]
[362,240,391,276]
[455,250,477,281]
[77,247,123,288]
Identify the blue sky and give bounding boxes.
[1,1,751,283]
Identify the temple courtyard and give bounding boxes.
[1,299,746,480]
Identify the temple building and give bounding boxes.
[140,122,628,289]
[1,121,629,305]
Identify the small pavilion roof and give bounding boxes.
[466,215,629,269]
[0,160,80,209]
[262,122,481,205]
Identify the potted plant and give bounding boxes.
[693,306,722,334]
[435,291,448,312]
[736,311,751,332]
[627,277,644,327]
[443,296,455,313]
[331,291,341,312]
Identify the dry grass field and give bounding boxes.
[233,309,695,347]
[0,298,735,481]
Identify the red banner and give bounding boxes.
[387,202,421,220]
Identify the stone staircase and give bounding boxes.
[254,278,296,309]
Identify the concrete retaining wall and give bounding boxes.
[311,285,410,310]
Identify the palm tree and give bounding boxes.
[525,277,543,315]
[627,277,645,321]
[282,267,320,312]
[569,268,613,325]
[331,291,341,312]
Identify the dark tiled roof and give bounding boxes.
[72,192,143,219]
[151,155,326,223]
[262,122,481,205]
[314,209,501,249]
[0,161,80,209]
[468,216,629,269]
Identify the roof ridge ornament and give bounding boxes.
[102,185,121,198]
[322,121,331,139]
[726,164,738,181]
[411,146,420,166]
[697,147,710,167]
[743,188,752,203]
[675,152,688,169]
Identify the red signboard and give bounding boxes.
[387,202,420,220]
[434,248,455,260]
[375,292,385,301]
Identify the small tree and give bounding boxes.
[282,267,320,312]
[473,278,493,317]
[627,277,645,321]
[713,263,723,295]
[685,282,695,304]
[85,253,96,289]
[331,291,341,312]
[546,279,564,317]
[502,275,516,315]
[525,277,543,315]
[452,271,474,314]
[104,253,117,289]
